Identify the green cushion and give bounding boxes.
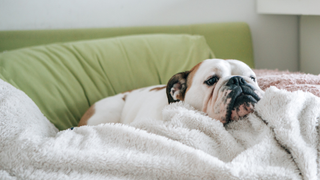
[0,34,214,130]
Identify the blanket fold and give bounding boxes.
[255,87,320,180]
[0,79,319,180]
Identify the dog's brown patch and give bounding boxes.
[150,85,166,91]
[186,62,203,93]
[122,89,134,94]
[78,104,95,126]
[122,94,127,101]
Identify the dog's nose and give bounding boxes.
[226,76,246,86]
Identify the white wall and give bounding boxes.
[0,0,299,71]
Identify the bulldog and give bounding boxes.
[78,59,264,126]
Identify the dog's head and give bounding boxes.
[166,59,264,124]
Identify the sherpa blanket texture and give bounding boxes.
[0,73,320,179]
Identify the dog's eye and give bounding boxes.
[204,76,219,86]
[250,76,256,82]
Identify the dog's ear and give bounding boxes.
[166,71,190,104]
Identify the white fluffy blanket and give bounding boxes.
[0,79,319,180]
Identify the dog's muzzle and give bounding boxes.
[225,76,261,123]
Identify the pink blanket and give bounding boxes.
[254,69,320,97]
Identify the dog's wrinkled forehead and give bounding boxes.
[191,59,254,83]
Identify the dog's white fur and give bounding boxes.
[79,59,264,126]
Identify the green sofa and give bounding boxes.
[0,22,254,130]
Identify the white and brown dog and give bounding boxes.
[79,59,264,126]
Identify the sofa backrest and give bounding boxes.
[0,22,254,68]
